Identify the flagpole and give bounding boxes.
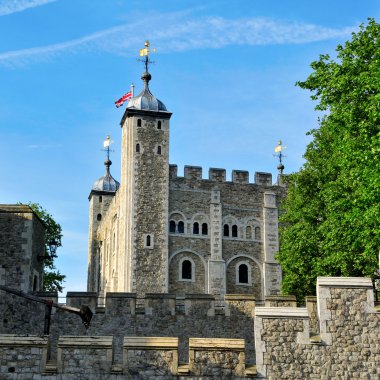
[131,83,134,98]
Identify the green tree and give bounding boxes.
[277,19,380,301]
[28,202,66,292]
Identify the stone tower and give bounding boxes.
[87,153,120,292]
[118,69,172,294]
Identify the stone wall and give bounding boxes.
[0,205,45,292]
[168,170,285,299]
[254,277,380,379]
[0,277,380,378]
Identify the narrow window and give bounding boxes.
[33,275,38,291]
[232,225,238,238]
[178,221,184,234]
[255,227,261,240]
[157,145,162,154]
[137,119,142,127]
[193,222,199,235]
[136,143,140,153]
[99,196,102,203]
[97,213,102,221]
[223,224,229,237]
[182,260,192,280]
[238,264,249,284]
[146,235,151,247]
[157,121,162,129]
[202,223,208,235]
[169,220,176,233]
[246,226,252,239]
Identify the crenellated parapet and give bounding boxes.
[169,164,276,186]
[1,277,380,378]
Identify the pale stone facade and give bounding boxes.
[87,70,286,300]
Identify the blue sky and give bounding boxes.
[0,0,379,296]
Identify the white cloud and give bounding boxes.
[0,14,355,67]
[0,0,55,16]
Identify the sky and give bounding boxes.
[0,0,379,297]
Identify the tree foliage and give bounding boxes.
[277,19,380,300]
[28,202,66,292]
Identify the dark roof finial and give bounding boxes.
[91,135,120,192]
[274,140,286,174]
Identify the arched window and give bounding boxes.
[136,143,140,153]
[157,145,162,154]
[137,119,142,127]
[246,226,252,239]
[238,264,249,284]
[255,227,261,240]
[97,213,102,221]
[202,223,208,235]
[223,224,229,237]
[193,222,199,235]
[169,220,176,233]
[182,260,192,280]
[146,235,151,247]
[178,221,184,234]
[232,225,238,238]
[157,121,162,129]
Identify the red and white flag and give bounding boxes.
[115,91,132,108]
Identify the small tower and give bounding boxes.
[118,41,172,294]
[87,136,120,292]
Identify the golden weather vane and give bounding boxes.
[138,40,156,72]
[274,140,287,174]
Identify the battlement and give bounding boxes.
[169,164,273,185]
[1,277,379,379]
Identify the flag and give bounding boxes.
[103,135,114,148]
[139,47,148,57]
[115,91,132,108]
[274,145,282,153]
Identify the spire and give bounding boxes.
[91,135,120,192]
[274,140,286,174]
[138,40,156,89]
[124,41,168,113]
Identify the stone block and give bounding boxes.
[66,292,98,311]
[105,293,136,315]
[232,170,249,184]
[169,164,178,179]
[189,338,245,377]
[254,172,272,186]
[224,294,255,317]
[124,337,179,376]
[184,166,202,181]
[185,294,215,316]
[209,168,226,182]
[145,293,176,316]
[265,295,297,307]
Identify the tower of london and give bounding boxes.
[87,53,286,301]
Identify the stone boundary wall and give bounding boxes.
[1,277,379,379]
[169,164,273,186]
[254,277,380,379]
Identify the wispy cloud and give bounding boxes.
[0,14,355,67]
[0,0,55,16]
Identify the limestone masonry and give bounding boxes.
[1,64,379,379]
[87,66,286,301]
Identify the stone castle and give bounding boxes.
[0,52,379,379]
[87,62,285,301]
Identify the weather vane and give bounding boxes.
[274,140,286,174]
[138,40,156,72]
[102,135,114,161]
